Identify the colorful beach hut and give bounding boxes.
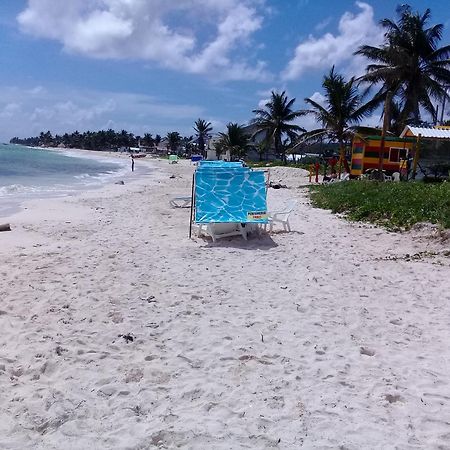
[350,135,415,177]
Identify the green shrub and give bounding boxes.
[310,180,450,230]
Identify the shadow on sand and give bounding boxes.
[196,231,279,250]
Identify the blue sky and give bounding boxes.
[0,1,449,142]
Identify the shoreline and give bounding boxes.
[0,146,155,220]
[0,160,449,448]
[0,155,164,253]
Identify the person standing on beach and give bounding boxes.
[131,155,135,172]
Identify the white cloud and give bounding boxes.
[308,91,326,107]
[0,85,206,141]
[282,2,383,80]
[0,103,22,119]
[27,86,46,96]
[17,0,270,81]
[315,17,332,32]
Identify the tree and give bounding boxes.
[142,133,155,148]
[166,132,182,154]
[39,130,53,146]
[10,128,162,152]
[193,119,212,156]
[355,4,450,130]
[182,136,195,156]
[255,141,269,162]
[300,67,379,171]
[216,123,250,160]
[251,91,305,163]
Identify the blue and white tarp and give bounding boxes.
[194,167,268,224]
[198,160,245,169]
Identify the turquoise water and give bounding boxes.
[0,144,132,217]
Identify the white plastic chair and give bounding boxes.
[169,196,191,208]
[265,199,297,232]
[197,223,247,242]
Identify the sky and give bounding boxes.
[0,0,449,142]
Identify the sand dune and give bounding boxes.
[0,158,449,449]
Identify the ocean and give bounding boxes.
[0,144,134,217]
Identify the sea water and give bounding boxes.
[0,144,134,217]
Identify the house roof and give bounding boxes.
[400,126,450,139]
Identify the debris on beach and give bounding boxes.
[115,180,125,185]
[118,333,134,343]
[360,347,376,357]
[0,223,11,232]
[269,181,287,189]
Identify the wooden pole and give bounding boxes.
[378,91,392,179]
[188,172,195,238]
[412,135,421,180]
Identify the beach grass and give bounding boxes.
[249,159,324,171]
[309,180,450,230]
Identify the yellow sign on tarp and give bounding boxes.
[247,211,268,220]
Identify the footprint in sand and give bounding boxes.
[360,347,376,357]
[124,368,144,383]
[385,393,403,403]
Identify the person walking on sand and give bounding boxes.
[131,155,135,172]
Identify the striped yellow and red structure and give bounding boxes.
[350,135,415,177]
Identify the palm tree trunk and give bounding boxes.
[273,137,279,163]
[198,135,205,157]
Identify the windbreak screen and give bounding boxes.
[194,169,267,223]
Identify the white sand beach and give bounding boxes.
[1,157,449,449]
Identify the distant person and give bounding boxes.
[131,155,135,172]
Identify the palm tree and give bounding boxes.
[215,123,250,160]
[255,141,269,162]
[193,119,212,157]
[300,67,379,172]
[252,91,305,163]
[355,4,450,130]
[142,133,155,148]
[166,131,182,154]
[39,130,53,146]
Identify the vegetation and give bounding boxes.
[10,129,162,151]
[249,159,322,171]
[251,91,305,164]
[356,5,450,133]
[193,119,213,156]
[142,133,161,148]
[215,123,250,160]
[165,131,182,153]
[300,67,379,166]
[310,181,450,229]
